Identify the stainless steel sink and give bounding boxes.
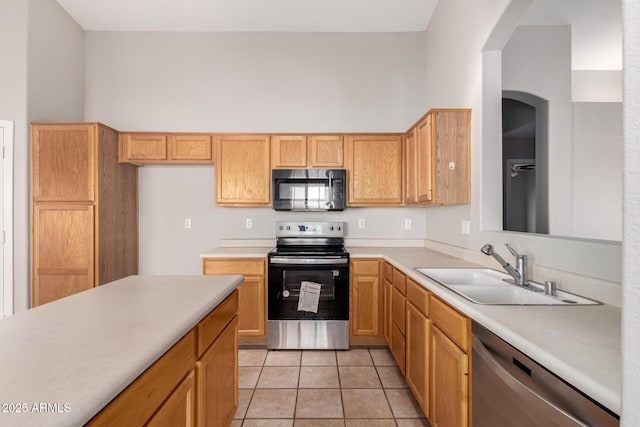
[415,268,601,305]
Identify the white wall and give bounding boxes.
[622,1,640,424]
[0,0,85,312]
[0,0,28,313]
[572,102,622,241]
[84,31,428,274]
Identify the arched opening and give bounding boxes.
[502,91,549,234]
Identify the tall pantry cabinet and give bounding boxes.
[31,123,138,306]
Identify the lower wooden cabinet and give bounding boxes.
[202,258,267,339]
[406,300,430,417]
[87,290,238,427]
[382,262,393,346]
[350,259,383,339]
[430,325,469,427]
[147,370,196,427]
[197,317,238,426]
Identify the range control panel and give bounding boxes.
[276,221,345,238]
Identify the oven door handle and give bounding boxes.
[269,257,349,265]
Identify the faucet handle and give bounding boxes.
[504,243,519,258]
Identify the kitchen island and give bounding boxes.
[0,274,243,426]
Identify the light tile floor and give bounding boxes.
[233,348,431,427]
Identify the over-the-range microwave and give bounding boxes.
[272,169,346,211]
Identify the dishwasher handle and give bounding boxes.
[472,334,588,426]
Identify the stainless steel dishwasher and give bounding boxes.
[472,322,619,427]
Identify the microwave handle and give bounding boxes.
[328,171,334,209]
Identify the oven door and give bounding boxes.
[268,260,349,321]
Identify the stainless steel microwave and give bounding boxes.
[272,169,346,211]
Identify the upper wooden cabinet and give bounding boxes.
[120,133,213,164]
[309,135,344,167]
[405,109,470,206]
[214,134,271,206]
[271,135,344,168]
[345,134,403,206]
[31,123,138,306]
[32,124,96,202]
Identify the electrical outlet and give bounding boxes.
[461,220,470,234]
[358,218,366,229]
[404,219,412,230]
[184,218,191,229]
[246,218,253,229]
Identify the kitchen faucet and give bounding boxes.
[480,243,529,287]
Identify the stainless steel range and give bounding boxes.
[267,221,349,350]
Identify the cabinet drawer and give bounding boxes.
[197,290,238,357]
[203,259,266,276]
[430,296,470,352]
[406,279,429,317]
[383,262,393,282]
[351,259,380,275]
[392,286,406,335]
[392,268,406,295]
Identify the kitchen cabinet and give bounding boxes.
[119,133,213,164]
[202,258,267,339]
[88,290,238,427]
[345,134,404,206]
[382,262,393,346]
[350,259,383,340]
[390,267,407,372]
[429,295,470,427]
[31,123,138,306]
[405,279,431,417]
[271,134,344,168]
[405,109,471,206]
[214,134,271,206]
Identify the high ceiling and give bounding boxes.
[55,0,439,32]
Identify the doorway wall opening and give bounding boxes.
[502,91,549,234]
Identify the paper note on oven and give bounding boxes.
[297,281,321,313]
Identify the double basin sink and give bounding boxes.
[415,268,601,305]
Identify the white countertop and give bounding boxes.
[200,245,621,415]
[0,274,243,427]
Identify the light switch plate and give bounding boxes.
[461,220,470,234]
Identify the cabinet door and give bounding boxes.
[383,277,392,346]
[271,135,307,168]
[237,277,267,338]
[406,302,430,417]
[433,110,470,205]
[123,134,168,161]
[309,135,344,167]
[416,117,434,203]
[391,286,406,334]
[350,274,381,337]
[168,135,212,162]
[32,204,94,306]
[197,317,238,427]
[345,135,403,206]
[32,124,96,202]
[430,326,469,427]
[147,371,195,427]
[215,135,271,206]
[391,322,406,373]
[405,127,418,204]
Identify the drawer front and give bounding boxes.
[203,259,266,276]
[197,290,239,357]
[392,286,406,334]
[383,262,393,282]
[430,296,470,352]
[392,268,407,295]
[351,259,380,276]
[406,279,429,317]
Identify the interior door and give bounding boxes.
[0,120,13,317]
